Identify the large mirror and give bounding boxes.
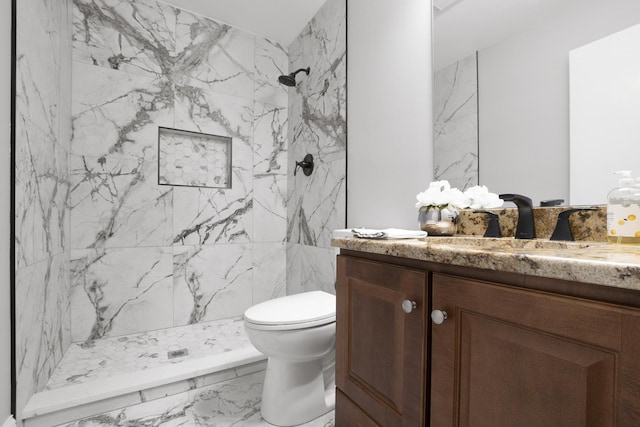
[432,0,640,205]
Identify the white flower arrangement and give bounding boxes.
[462,184,504,210]
[415,180,503,212]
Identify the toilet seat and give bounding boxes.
[244,291,336,331]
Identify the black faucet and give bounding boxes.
[474,210,502,238]
[549,207,597,241]
[499,194,536,239]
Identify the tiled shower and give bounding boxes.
[14,0,346,422]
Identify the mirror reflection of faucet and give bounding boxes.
[540,199,564,207]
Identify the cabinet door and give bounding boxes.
[431,273,640,426]
[336,256,428,427]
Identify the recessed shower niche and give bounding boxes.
[158,127,232,189]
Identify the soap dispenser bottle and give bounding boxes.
[607,170,640,244]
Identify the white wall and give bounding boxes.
[347,0,433,230]
[478,0,640,206]
[1,0,12,421]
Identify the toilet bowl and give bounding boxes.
[244,291,336,426]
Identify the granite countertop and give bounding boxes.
[331,236,640,292]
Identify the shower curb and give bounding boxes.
[21,347,266,427]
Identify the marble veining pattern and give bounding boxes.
[286,0,346,250]
[72,0,177,78]
[56,371,335,427]
[174,9,254,100]
[287,244,338,296]
[70,247,174,341]
[67,0,291,342]
[286,0,346,295]
[45,317,249,390]
[70,154,173,249]
[71,61,174,162]
[254,37,289,108]
[433,53,479,190]
[17,1,344,421]
[15,0,73,418]
[173,245,253,325]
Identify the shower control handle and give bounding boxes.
[402,300,417,314]
[294,154,314,176]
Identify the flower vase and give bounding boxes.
[418,206,457,236]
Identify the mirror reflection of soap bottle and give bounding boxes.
[607,171,640,244]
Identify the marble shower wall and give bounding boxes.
[15,0,73,416]
[433,53,479,190]
[69,0,289,341]
[286,0,347,295]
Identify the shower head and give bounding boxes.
[278,67,310,87]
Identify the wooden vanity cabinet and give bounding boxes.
[430,273,640,426]
[335,250,640,426]
[336,255,429,426]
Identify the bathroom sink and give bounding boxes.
[423,236,598,250]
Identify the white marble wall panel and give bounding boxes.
[286,0,346,250]
[15,120,70,269]
[16,252,70,418]
[70,155,173,249]
[253,243,287,305]
[172,185,252,246]
[67,0,293,343]
[287,154,346,248]
[71,62,174,161]
[174,9,254,100]
[253,102,288,243]
[255,37,289,108]
[15,0,73,419]
[173,244,253,325]
[286,244,337,296]
[172,91,254,246]
[72,0,177,78]
[286,0,346,293]
[70,247,174,341]
[253,102,288,175]
[253,174,287,243]
[433,54,479,190]
[174,87,254,145]
[16,0,64,137]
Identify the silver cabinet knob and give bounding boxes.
[431,310,448,324]
[402,300,417,313]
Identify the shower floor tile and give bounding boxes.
[46,317,250,390]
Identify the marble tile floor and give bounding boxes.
[46,317,249,390]
[55,370,335,427]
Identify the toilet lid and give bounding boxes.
[244,291,336,327]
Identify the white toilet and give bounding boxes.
[244,291,336,426]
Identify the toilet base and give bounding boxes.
[261,357,335,426]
